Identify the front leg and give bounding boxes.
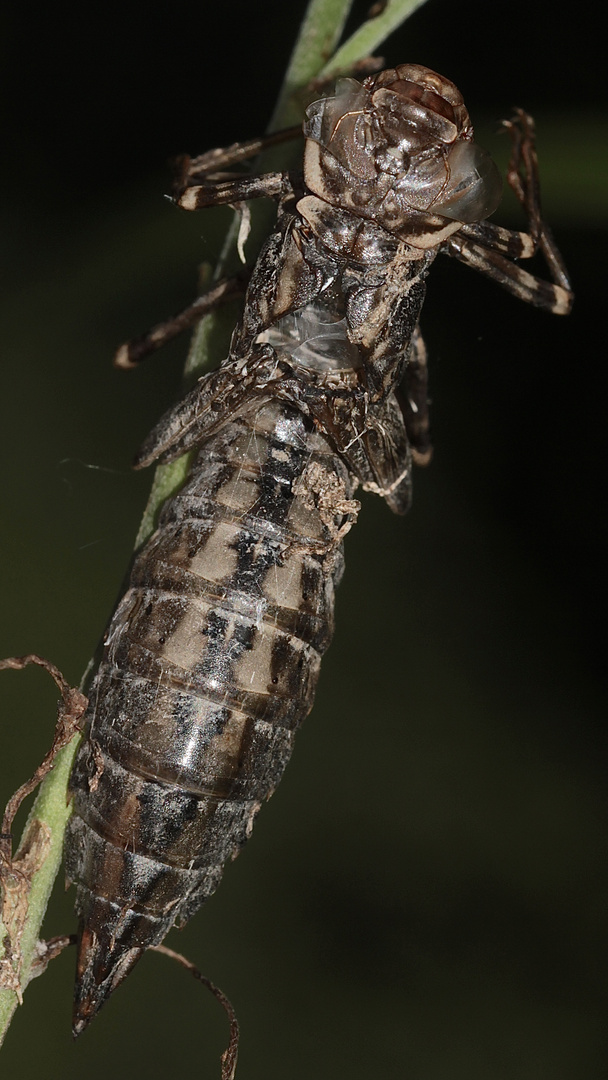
[445,235,572,314]
[504,108,571,293]
[177,171,293,211]
[458,220,536,260]
[174,126,302,195]
[445,110,573,315]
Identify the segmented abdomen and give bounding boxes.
[65,399,354,1023]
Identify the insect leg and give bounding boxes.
[458,220,537,260]
[172,64,383,195]
[459,215,571,294]
[173,58,385,195]
[113,275,246,370]
[505,109,572,295]
[174,125,302,192]
[177,171,292,212]
[116,167,296,369]
[447,109,573,313]
[445,234,572,314]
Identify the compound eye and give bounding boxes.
[432,140,503,222]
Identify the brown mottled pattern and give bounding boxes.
[65,399,355,1021]
[64,65,572,1033]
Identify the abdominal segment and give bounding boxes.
[65,400,354,1031]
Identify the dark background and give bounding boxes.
[1,1,606,1077]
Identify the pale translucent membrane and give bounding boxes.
[432,141,503,222]
[259,303,361,374]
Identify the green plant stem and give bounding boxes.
[0,0,428,1045]
[319,0,430,79]
[0,740,80,1040]
[270,0,354,130]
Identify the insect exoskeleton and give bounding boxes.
[65,63,572,1034]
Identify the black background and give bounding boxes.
[1,1,606,1077]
